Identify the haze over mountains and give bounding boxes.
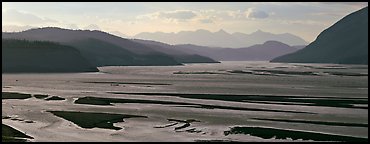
[2,27,219,67]
[3,26,309,73]
[3,27,305,73]
[134,29,309,48]
[272,6,368,65]
[175,41,299,61]
[2,6,368,73]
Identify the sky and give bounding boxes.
[2,2,368,42]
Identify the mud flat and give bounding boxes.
[2,92,32,99]
[2,61,368,142]
[224,126,368,142]
[251,69,319,76]
[45,96,66,101]
[2,124,34,142]
[48,111,148,130]
[252,118,368,128]
[324,71,368,77]
[75,96,314,114]
[173,71,223,75]
[33,94,49,99]
[82,81,171,86]
[108,92,368,109]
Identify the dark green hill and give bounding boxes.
[2,27,214,66]
[131,39,219,63]
[271,7,368,65]
[2,39,98,73]
[68,38,180,66]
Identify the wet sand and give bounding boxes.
[2,61,368,142]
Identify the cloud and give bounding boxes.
[159,10,197,20]
[197,9,270,21]
[320,2,368,6]
[66,24,79,30]
[137,10,197,22]
[199,18,214,24]
[245,8,269,19]
[229,10,244,19]
[309,12,343,17]
[3,9,58,25]
[278,19,327,26]
[2,25,36,32]
[136,8,272,24]
[83,24,101,30]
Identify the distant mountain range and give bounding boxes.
[131,39,218,63]
[134,29,308,48]
[175,41,300,61]
[2,28,219,68]
[6,6,365,74]
[272,7,368,65]
[2,27,311,73]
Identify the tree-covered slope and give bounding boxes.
[271,7,368,65]
[2,39,99,73]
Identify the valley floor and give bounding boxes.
[2,61,368,142]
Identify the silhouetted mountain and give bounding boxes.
[2,39,98,73]
[176,41,299,61]
[134,29,308,48]
[131,39,219,63]
[68,38,180,66]
[291,45,306,50]
[2,27,159,54]
[232,30,308,47]
[2,27,218,66]
[109,31,129,38]
[271,7,368,65]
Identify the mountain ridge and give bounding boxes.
[175,40,299,61]
[2,27,219,67]
[271,7,368,65]
[134,29,308,48]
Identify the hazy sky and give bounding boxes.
[2,2,368,42]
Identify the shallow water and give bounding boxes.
[2,61,368,142]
